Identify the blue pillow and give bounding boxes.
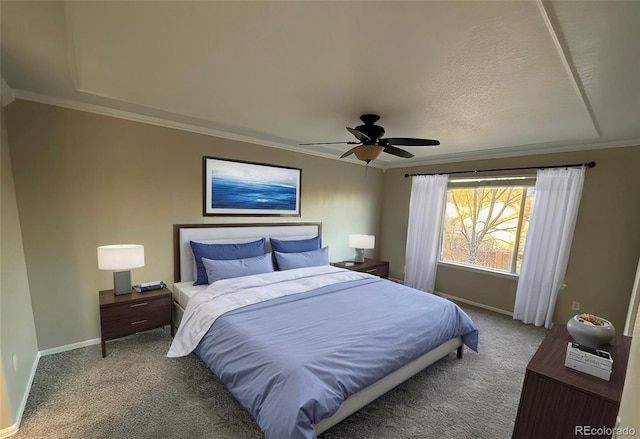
[270,236,321,253]
[202,253,274,284]
[274,247,329,271]
[190,238,266,285]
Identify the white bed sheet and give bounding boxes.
[173,281,207,309]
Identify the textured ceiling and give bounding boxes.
[1,1,639,168]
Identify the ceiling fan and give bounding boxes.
[300,114,440,163]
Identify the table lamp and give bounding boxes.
[349,234,375,264]
[97,244,145,295]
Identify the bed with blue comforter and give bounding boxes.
[168,265,478,439]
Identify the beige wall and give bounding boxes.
[5,100,383,350]
[0,107,38,432]
[381,146,640,330]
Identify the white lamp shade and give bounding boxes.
[97,244,145,271]
[348,234,375,249]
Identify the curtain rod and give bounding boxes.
[404,161,596,178]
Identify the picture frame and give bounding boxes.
[203,156,301,216]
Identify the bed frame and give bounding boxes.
[173,222,463,436]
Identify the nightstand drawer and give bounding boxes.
[99,288,174,357]
[101,295,171,323]
[101,309,171,340]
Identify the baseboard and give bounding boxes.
[38,338,101,357]
[15,352,40,437]
[435,291,513,316]
[0,350,41,439]
[388,278,512,316]
[0,423,18,438]
[1,337,103,437]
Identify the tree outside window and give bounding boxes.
[440,184,534,274]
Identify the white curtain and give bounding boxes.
[513,167,586,328]
[405,174,448,292]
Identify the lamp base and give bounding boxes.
[354,248,365,264]
[113,270,132,295]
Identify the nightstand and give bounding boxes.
[512,324,631,438]
[99,287,173,358]
[332,258,390,279]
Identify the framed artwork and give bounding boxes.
[203,156,301,216]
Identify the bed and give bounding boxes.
[168,223,478,438]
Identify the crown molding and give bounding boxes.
[11,89,378,167]
[379,1,637,170]
[383,137,640,170]
[11,90,639,171]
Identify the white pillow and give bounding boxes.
[274,247,329,271]
[202,253,274,284]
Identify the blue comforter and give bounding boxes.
[194,276,478,439]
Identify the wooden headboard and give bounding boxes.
[173,222,322,283]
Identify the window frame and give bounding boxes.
[439,175,536,276]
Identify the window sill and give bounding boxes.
[437,261,519,280]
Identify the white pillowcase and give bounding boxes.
[202,253,274,284]
[274,247,329,271]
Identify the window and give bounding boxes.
[440,177,535,274]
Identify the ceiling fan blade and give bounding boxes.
[383,144,415,158]
[299,141,361,145]
[340,146,361,158]
[383,137,440,146]
[346,127,372,143]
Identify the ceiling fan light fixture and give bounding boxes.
[302,114,439,162]
[354,145,384,163]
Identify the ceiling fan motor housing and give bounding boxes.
[356,114,385,144]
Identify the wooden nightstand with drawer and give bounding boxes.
[512,324,631,438]
[332,258,390,279]
[99,287,173,357]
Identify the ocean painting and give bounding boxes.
[203,157,301,215]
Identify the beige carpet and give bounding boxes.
[13,305,547,439]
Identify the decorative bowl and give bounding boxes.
[566,314,615,348]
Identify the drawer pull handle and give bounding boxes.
[131,319,148,325]
[365,269,378,273]
[129,302,148,308]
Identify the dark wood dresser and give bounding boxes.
[99,288,173,357]
[512,324,631,439]
[332,258,390,279]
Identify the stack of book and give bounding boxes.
[132,281,166,293]
[565,342,613,381]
